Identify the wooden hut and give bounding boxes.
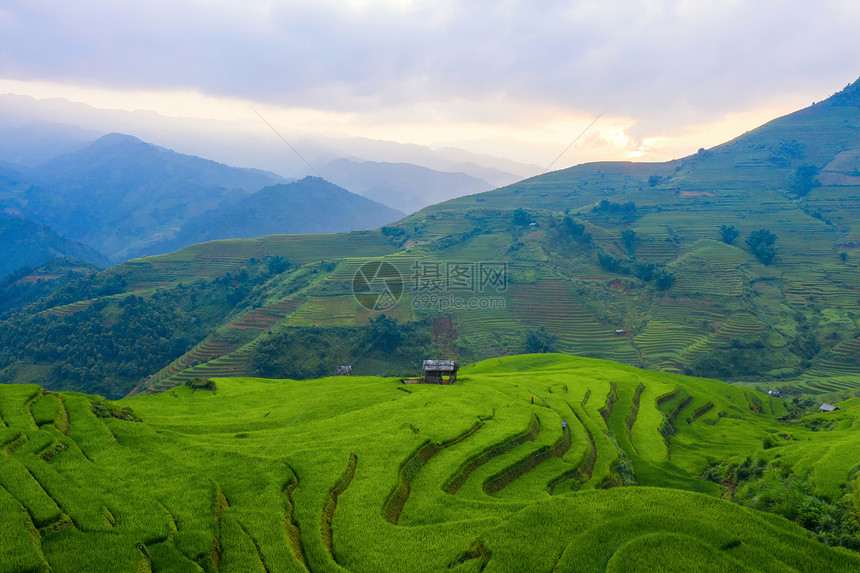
[820,403,839,412]
[422,360,459,384]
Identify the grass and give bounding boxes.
[2,354,860,570]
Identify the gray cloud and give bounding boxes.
[1,0,859,133]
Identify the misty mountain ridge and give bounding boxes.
[320,157,495,213]
[145,176,404,255]
[0,131,405,267]
[17,133,286,261]
[0,119,99,167]
[0,211,108,277]
[317,135,538,182]
[0,93,534,184]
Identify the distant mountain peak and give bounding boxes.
[88,132,160,152]
[319,157,496,213]
[97,132,144,143]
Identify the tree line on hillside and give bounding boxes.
[0,291,210,398]
[0,256,293,398]
[719,225,779,265]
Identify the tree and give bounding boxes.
[792,165,820,196]
[632,262,656,281]
[593,200,637,215]
[367,314,403,352]
[560,216,584,239]
[512,208,532,227]
[597,251,629,274]
[524,327,558,353]
[621,229,637,254]
[746,229,778,265]
[654,268,675,290]
[719,224,739,245]
[266,256,291,275]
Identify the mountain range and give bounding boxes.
[320,157,496,213]
[0,133,409,265]
[0,120,531,268]
[22,133,287,259]
[0,94,538,180]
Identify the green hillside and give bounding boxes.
[1,356,858,571]
[4,80,860,399]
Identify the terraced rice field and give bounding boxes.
[227,299,301,330]
[2,355,859,571]
[825,265,860,290]
[796,339,860,394]
[148,338,238,386]
[668,242,748,298]
[631,239,681,262]
[679,312,765,364]
[510,280,639,363]
[110,232,398,290]
[453,306,521,352]
[320,251,427,298]
[157,346,257,389]
[633,300,733,372]
[634,321,706,372]
[648,299,729,325]
[146,297,305,389]
[41,291,152,318]
[42,300,94,317]
[147,344,260,392]
[785,275,860,307]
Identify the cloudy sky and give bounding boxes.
[1,0,859,170]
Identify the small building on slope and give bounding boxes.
[820,403,839,412]
[422,360,459,384]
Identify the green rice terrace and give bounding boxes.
[2,354,860,572]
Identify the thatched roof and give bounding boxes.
[423,360,458,372]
